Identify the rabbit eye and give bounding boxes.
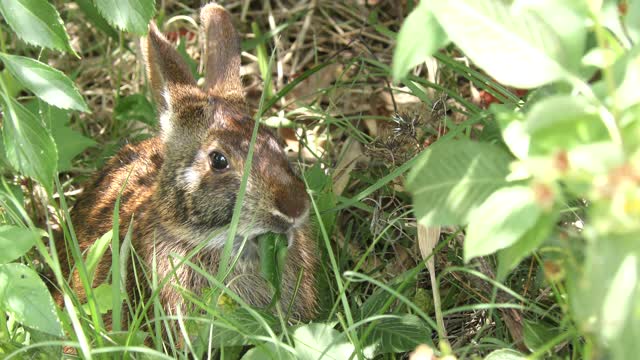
[209,151,229,171]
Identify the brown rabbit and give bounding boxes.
[56,2,318,330]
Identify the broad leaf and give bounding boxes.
[430,0,573,88]
[75,0,120,41]
[609,47,640,110]
[242,343,296,360]
[0,225,42,264]
[25,102,94,172]
[497,212,556,280]
[293,323,355,360]
[0,0,75,54]
[524,95,608,154]
[0,53,88,112]
[94,0,156,35]
[484,349,526,360]
[0,263,63,336]
[362,315,432,355]
[392,3,448,81]
[465,186,542,262]
[195,306,279,347]
[626,0,640,43]
[568,233,640,360]
[1,96,58,194]
[406,140,513,226]
[42,106,95,171]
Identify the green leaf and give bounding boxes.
[465,186,542,262]
[362,315,432,355]
[567,233,640,360]
[484,349,526,360]
[242,343,296,360]
[114,94,156,125]
[522,319,562,353]
[195,306,280,347]
[626,0,640,43]
[497,212,556,280]
[42,106,95,171]
[82,284,113,314]
[85,230,113,282]
[406,140,513,226]
[430,0,575,88]
[93,0,155,35]
[257,232,288,304]
[0,225,42,264]
[0,0,75,54]
[524,95,608,154]
[609,47,640,110]
[392,2,448,81]
[0,53,88,112]
[75,0,120,41]
[1,96,58,194]
[0,263,63,336]
[292,323,355,360]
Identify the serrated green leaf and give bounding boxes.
[1,96,58,194]
[524,94,609,155]
[430,0,575,88]
[0,0,75,54]
[0,53,88,112]
[362,315,432,355]
[293,323,355,360]
[406,140,513,226]
[93,0,155,35]
[0,263,63,336]
[465,186,541,262]
[497,212,556,280]
[0,225,42,264]
[392,3,448,81]
[75,0,120,40]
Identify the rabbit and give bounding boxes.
[55,2,318,331]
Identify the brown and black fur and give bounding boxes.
[54,2,318,335]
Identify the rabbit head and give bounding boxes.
[142,4,310,253]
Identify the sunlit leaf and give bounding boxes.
[1,96,58,194]
[293,323,355,360]
[75,0,120,40]
[406,140,513,226]
[0,53,88,112]
[524,95,608,154]
[465,186,542,262]
[484,349,526,360]
[392,3,448,81]
[0,0,75,54]
[93,0,156,35]
[0,225,42,264]
[430,0,576,88]
[0,263,63,336]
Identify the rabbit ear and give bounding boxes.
[142,22,197,113]
[201,3,245,104]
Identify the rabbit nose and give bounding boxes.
[274,186,309,220]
